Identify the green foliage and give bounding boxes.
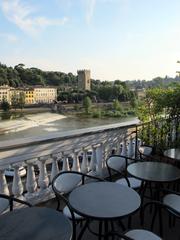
[96,82,133,102]
[130,95,138,108]
[0,63,77,87]
[83,96,92,114]
[18,92,25,110]
[137,86,180,122]
[92,109,102,118]
[137,85,180,150]
[1,98,10,112]
[113,99,122,111]
[73,105,80,111]
[11,93,19,110]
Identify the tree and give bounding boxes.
[113,99,122,112]
[18,92,25,110]
[83,96,92,114]
[11,93,19,110]
[1,97,10,112]
[130,95,138,109]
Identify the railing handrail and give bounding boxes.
[0,119,139,152]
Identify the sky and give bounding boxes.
[1,0,180,81]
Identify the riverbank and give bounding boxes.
[0,113,67,135]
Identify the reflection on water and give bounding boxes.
[0,114,137,141]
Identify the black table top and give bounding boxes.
[69,182,141,220]
[127,161,180,183]
[0,207,72,240]
[164,148,180,161]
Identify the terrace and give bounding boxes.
[0,118,179,239]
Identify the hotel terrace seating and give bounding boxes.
[106,155,142,189]
[52,171,104,240]
[0,117,180,239]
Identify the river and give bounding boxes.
[0,112,138,142]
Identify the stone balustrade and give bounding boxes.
[0,119,139,205]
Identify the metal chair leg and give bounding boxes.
[78,220,89,240]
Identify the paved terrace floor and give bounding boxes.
[38,188,180,240]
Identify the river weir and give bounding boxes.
[0,112,138,141]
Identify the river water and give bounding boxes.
[0,112,138,142]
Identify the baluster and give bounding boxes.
[72,151,81,172]
[38,158,49,193]
[128,136,134,158]
[0,169,9,195]
[108,141,115,155]
[25,161,37,198]
[103,142,109,162]
[116,139,121,155]
[102,142,108,175]
[12,165,24,197]
[62,154,70,172]
[89,146,97,172]
[50,154,60,182]
[96,144,103,177]
[81,148,88,173]
[121,140,127,156]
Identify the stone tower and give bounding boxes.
[77,70,91,91]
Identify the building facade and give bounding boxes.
[77,70,91,91]
[25,88,35,104]
[34,86,57,104]
[0,85,11,103]
[10,88,25,102]
[0,85,57,105]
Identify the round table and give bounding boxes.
[164,148,180,161]
[69,182,141,220]
[127,161,180,183]
[0,207,72,240]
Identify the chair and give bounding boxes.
[138,145,154,161]
[0,193,32,214]
[106,155,142,189]
[106,230,162,240]
[143,188,180,237]
[52,170,104,240]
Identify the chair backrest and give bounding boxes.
[106,155,126,172]
[52,171,82,195]
[138,145,153,160]
[52,170,104,197]
[0,194,32,213]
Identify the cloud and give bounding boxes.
[1,0,68,36]
[0,33,18,43]
[84,0,96,24]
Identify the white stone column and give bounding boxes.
[81,148,88,173]
[72,151,81,172]
[25,161,37,198]
[38,158,49,193]
[96,144,103,177]
[116,137,123,155]
[128,136,134,158]
[89,146,97,172]
[121,140,127,156]
[62,154,70,172]
[50,155,60,182]
[0,169,9,195]
[12,165,24,197]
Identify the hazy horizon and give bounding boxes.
[1,0,180,81]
